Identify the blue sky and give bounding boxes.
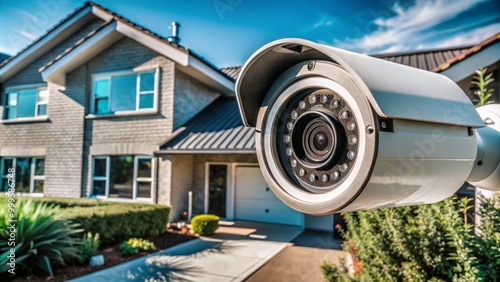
[0,0,498,67]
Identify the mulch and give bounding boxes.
[6,229,197,282]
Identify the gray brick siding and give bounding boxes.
[0,17,104,198]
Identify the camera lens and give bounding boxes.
[313,131,328,151]
[291,111,345,169]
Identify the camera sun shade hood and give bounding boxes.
[235,38,484,129]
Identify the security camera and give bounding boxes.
[235,38,500,215]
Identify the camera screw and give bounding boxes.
[366,125,375,135]
[381,121,387,129]
[307,61,315,71]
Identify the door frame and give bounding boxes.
[204,162,260,220]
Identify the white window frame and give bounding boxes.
[90,155,153,201]
[1,157,45,195]
[134,156,153,200]
[31,158,46,194]
[91,156,110,199]
[90,68,159,115]
[3,84,48,121]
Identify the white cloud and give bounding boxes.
[334,0,493,54]
[434,23,500,47]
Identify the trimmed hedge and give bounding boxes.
[191,214,219,236]
[55,204,170,245]
[1,196,170,245]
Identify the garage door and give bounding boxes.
[234,166,303,226]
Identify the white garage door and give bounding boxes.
[234,166,303,226]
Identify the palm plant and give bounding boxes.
[0,199,82,276]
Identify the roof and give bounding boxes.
[432,32,500,72]
[0,2,92,69]
[220,32,500,80]
[0,53,9,65]
[38,2,233,81]
[159,97,255,154]
[372,45,472,72]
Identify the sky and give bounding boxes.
[0,0,498,68]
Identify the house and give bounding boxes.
[0,2,498,232]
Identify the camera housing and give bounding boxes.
[235,38,498,215]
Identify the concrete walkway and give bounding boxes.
[70,221,303,282]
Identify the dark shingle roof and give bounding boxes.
[372,45,473,72]
[160,97,255,153]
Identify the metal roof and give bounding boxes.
[159,97,255,154]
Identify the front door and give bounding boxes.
[207,164,228,218]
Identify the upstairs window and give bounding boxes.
[3,86,48,120]
[91,69,158,115]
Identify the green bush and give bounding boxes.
[321,195,500,281]
[79,232,101,264]
[0,196,171,246]
[191,214,219,236]
[120,238,156,256]
[0,199,82,276]
[56,203,170,245]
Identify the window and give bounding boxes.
[3,87,48,120]
[0,157,45,194]
[91,69,158,114]
[91,156,153,200]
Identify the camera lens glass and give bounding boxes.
[313,131,328,151]
[291,112,343,169]
[276,90,359,192]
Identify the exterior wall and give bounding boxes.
[0,17,104,197]
[80,37,176,197]
[169,155,194,221]
[191,154,258,215]
[173,70,220,129]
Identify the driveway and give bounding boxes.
[245,230,347,282]
[69,221,303,282]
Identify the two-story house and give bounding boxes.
[1,2,498,231]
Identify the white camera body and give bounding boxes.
[235,38,499,215]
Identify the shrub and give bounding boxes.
[0,199,81,276]
[54,202,170,245]
[191,214,219,236]
[120,238,156,256]
[321,195,500,281]
[79,232,101,264]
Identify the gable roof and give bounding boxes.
[37,2,233,94]
[433,32,500,73]
[373,45,473,72]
